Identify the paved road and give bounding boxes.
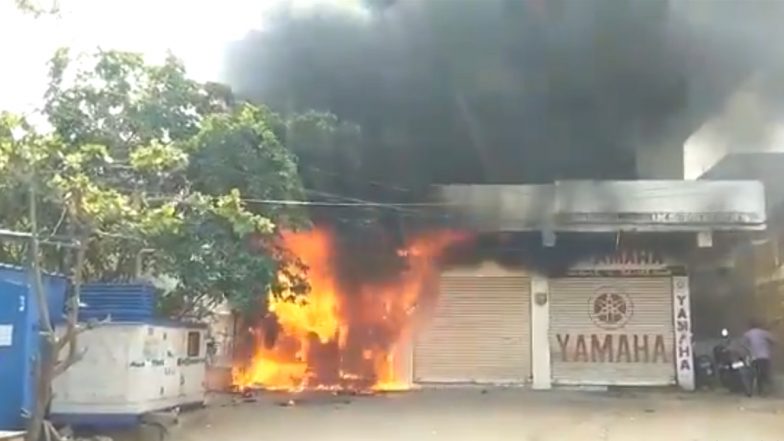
[170,388,784,441]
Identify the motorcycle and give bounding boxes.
[713,328,755,397]
[693,353,715,390]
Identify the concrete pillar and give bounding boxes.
[531,275,552,389]
[673,276,695,390]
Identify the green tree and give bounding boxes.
[0,50,309,440]
[14,0,60,16]
[37,49,308,308]
[0,112,108,441]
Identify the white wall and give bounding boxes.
[684,72,784,180]
[530,275,551,390]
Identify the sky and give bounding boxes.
[0,0,347,114]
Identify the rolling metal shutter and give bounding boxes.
[549,277,675,386]
[414,266,530,384]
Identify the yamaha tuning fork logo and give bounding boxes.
[588,285,634,330]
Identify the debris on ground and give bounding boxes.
[59,425,74,439]
[236,389,258,403]
[277,399,297,407]
[141,410,180,427]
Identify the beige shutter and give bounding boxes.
[414,264,530,384]
[549,277,675,386]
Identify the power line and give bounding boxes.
[140,192,453,218]
[241,198,452,208]
[142,191,448,208]
[59,156,446,212]
[302,165,414,194]
[303,188,432,214]
[188,153,417,196]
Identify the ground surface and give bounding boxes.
[168,388,784,441]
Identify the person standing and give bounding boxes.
[744,319,776,395]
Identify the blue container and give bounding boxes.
[0,264,68,323]
[0,266,68,430]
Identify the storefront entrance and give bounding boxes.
[413,263,531,384]
[549,277,676,385]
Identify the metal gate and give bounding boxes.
[549,277,675,385]
[414,265,530,384]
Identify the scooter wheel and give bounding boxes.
[740,369,754,397]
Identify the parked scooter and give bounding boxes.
[713,328,755,396]
[693,353,716,390]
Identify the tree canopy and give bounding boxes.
[0,49,313,317]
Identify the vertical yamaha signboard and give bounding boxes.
[548,250,683,386]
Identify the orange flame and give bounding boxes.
[232,227,466,392]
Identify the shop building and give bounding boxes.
[411,180,765,390]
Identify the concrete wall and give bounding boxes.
[205,306,236,391]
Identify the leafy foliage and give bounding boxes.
[14,0,59,16]
[0,50,310,318]
[186,104,307,222]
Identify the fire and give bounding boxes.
[232,227,465,392]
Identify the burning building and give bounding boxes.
[231,228,467,392]
[426,180,765,390]
[232,180,766,392]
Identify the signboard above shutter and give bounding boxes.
[566,249,684,277]
[436,180,765,232]
[554,180,765,229]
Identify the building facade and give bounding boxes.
[407,181,765,390]
[413,251,691,389]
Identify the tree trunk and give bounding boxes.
[26,178,53,441]
[27,338,56,441]
[25,178,87,441]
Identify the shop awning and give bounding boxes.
[436,180,766,233]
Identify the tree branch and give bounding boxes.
[29,177,54,335]
[52,347,86,377]
[43,420,63,441]
[45,208,67,240]
[53,236,92,378]
[54,316,108,353]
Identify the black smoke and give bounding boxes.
[224,0,784,201]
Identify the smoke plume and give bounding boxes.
[224,0,784,193]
